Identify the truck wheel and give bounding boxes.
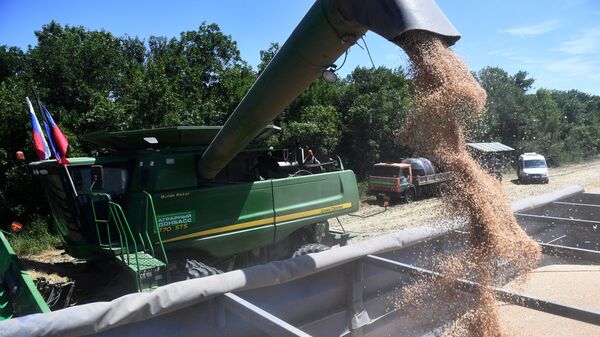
[438,183,449,197]
[176,259,223,280]
[292,243,330,258]
[404,188,415,203]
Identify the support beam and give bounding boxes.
[553,201,600,208]
[540,243,600,263]
[515,213,600,228]
[363,255,600,326]
[347,261,370,337]
[223,292,311,337]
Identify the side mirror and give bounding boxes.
[91,165,104,190]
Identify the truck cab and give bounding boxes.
[517,153,549,184]
[368,163,415,202]
[368,159,451,204]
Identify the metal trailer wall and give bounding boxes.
[0,223,455,337]
[0,185,594,337]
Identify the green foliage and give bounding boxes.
[473,67,600,166]
[337,67,412,179]
[7,216,60,256]
[275,104,342,155]
[257,43,279,75]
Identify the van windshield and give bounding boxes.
[523,159,547,169]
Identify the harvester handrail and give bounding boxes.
[109,202,142,291]
[88,188,114,251]
[143,191,168,266]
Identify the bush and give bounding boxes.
[7,216,60,256]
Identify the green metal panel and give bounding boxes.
[0,233,50,319]
[164,225,275,257]
[154,153,197,191]
[84,125,280,152]
[272,170,359,242]
[153,180,276,256]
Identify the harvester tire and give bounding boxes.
[179,259,223,280]
[292,243,330,258]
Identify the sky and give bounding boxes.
[1,0,600,95]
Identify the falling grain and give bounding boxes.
[394,31,542,336]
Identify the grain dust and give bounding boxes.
[394,31,542,336]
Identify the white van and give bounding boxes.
[517,153,549,184]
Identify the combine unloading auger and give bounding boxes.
[197,0,459,179]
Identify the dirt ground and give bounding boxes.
[332,158,600,239]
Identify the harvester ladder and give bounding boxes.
[90,190,168,292]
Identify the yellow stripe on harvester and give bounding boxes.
[275,202,353,222]
[161,202,353,244]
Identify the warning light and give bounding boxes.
[11,221,23,232]
[16,151,25,161]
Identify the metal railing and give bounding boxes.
[89,188,168,291]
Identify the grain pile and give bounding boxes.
[499,264,600,336]
[394,31,542,336]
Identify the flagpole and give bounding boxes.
[31,87,79,198]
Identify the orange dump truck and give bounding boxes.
[368,158,451,203]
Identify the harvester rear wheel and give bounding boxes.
[292,243,330,257]
[177,259,223,280]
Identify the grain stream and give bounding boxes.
[394,31,541,336]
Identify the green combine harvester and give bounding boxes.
[0,0,461,322]
[28,125,359,292]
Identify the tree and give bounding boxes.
[337,67,412,178]
[257,42,279,75]
[0,46,26,83]
[474,67,526,145]
[515,89,565,165]
[275,104,342,156]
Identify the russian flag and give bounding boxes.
[40,103,70,165]
[26,97,51,161]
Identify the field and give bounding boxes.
[333,158,600,240]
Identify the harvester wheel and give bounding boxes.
[178,259,223,280]
[292,243,330,258]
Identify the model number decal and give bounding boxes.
[157,211,196,228]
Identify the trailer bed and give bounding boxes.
[414,171,452,186]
